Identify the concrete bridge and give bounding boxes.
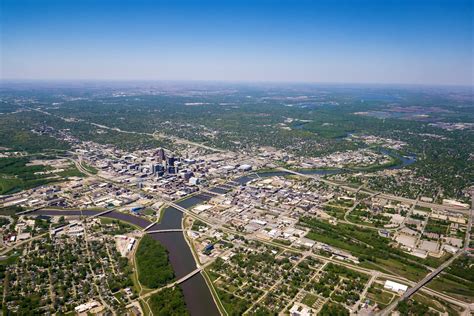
[379,191,474,316]
[168,202,220,227]
[139,254,221,300]
[90,209,114,218]
[169,202,191,214]
[379,249,465,316]
[143,222,157,231]
[16,207,44,216]
[201,188,225,196]
[141,267,203,299]
[146,229,184,234]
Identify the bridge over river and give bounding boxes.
[28,194,220,316]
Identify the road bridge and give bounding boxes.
[379,190,474,316]
[225,180,240,187]
[143,222,157,231]
[91,209,114,218]
[168,202,221,227]
[16,207,44,216]
[201,189,221,196]
[379,250,465,316]
[140,267,203,299]
[146,229,183,234]
[199,192,219,199]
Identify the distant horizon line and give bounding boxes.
[0,78,473,89]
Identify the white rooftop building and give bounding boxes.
[289,303,313,316]
[238,164,252,171]
[75,301,99,313]
[384,280,408,293]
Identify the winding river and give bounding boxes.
[32,194,220,316]
[29,153,416,315]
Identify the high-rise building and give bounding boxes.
[151,164,165,176]
[168,165,178,174]
[156,148,166,163]
[166,156,176,167]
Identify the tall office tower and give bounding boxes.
[156,148,166,163]
[150,164,158,175]
[166,157,176,168]
[156,164,165,177]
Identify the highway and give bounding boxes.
[463,191,473,251]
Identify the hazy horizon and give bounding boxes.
[1,78,473,89]
[1,0,473,86]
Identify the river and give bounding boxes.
[31,194,220,316]
[28,154,416,315]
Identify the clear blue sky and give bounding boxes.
[1,0,472,85]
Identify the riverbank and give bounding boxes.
[28,204,220,316]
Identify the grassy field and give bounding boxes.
[323,204,347,219]
[427,255,474,303]
[142,208,155,216]
[80,162,98,174]
[57,166,84,178]
[412,293,463,315]
[301,293,318,307]
[428,273,474,302]
[301,217,430,282]
[366,283,394,308]
[0,205,24,215]
[0,157,83,194]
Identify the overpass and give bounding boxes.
[379,190,474,316]
[379,250,465,316]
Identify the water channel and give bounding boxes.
[29,153,416,315]
[32,194,220,316]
